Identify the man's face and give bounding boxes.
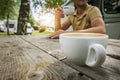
[71,0,88,7]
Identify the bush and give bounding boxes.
[33,26,39,30]
[39,26,46,32]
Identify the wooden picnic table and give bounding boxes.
[0,35,120,80]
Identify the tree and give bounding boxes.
[0,0,20,20]
[28,13,35,27]
[45,0,63,8]
[17,0,30,35]
[0,0,20,35]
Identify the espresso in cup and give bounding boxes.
[59,33,108,67]
[63,33,106,37]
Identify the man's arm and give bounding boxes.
[78,6,106,34]
[61,19,71,30]
[79,16,106,34]
[47,18,72,39]
[47,16,106,39]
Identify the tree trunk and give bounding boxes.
[17,0,30,35]
[6,12,10,35]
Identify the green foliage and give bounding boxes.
[28,13,35,27]
[32,0,43,8]
[32,0,64,9]
[39,25,46,32]
[45,0,63,8]
[0,0,20,20]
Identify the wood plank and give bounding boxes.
[20,35,60,52]
[20,35,120,60]
[21,35,120,80]
[0,36,31,80]
[62,56,120,80]
[106,39,120,60]
[0,35,91,80]
[62,40,120,80]
[20,35,64,60]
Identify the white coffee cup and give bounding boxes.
[62,6,75,15]
[59,33,108,67]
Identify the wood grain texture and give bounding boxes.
[0,35,91,80]
[20,35,63,60]
[106,39,120,60]
[0,36,30,80]
[21,35,120,80]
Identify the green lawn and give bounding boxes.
[0,30,53,35]
[0,32,14,35]
[32,30,53,35]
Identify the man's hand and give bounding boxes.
[55,7,64,18]
[48,29,65,39]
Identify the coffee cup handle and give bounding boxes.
[85,44,106,67]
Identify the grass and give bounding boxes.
[32,30,53,35]
[0,30,53,35]
[0,32,14,35]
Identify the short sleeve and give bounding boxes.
[65,15,73,24]
[89,7,102,21]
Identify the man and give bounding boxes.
[48,0,106,39]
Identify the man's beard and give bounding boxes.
[76,3,87,8]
